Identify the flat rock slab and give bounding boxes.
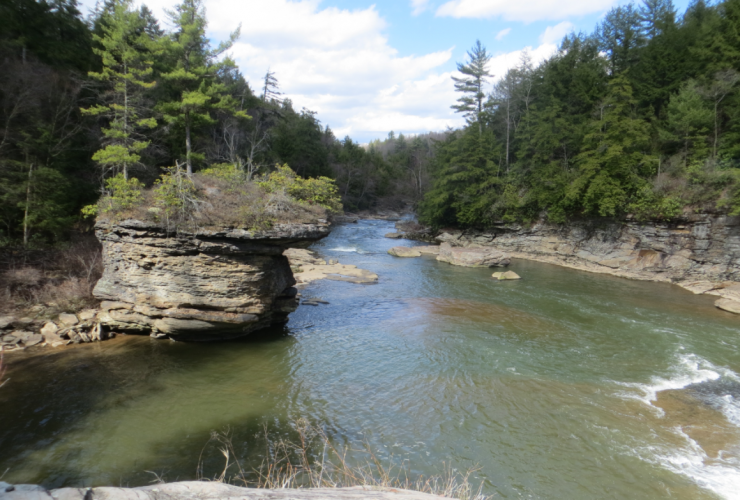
[436,243,510,268]
[384,232,404,239]
[0,316,15,330]
[388,247,421,258]
[0,482,454,500]
[294,264,379,286]
[492,271,521,280]
[413,246,440,255]
[715,298,740,314]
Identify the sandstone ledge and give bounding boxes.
[0,482,452,500]
[93,219,331,339]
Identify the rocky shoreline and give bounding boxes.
[391,214,740,314]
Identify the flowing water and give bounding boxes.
[2,220,740,499]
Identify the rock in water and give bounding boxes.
[385,232,404,239]
[93,219,330,340]
[436,242,510,268]
[413,246,440,255]
[492,271,521,280]
[388,246,422,258]
[715,298,740,314]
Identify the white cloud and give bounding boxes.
[76,0,462,141]
[436,0,619,22]
[495,28,511,40]
[410,0,432,15]
[539,21,574,45]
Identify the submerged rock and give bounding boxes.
[492,271,521,280]
[436,242,510,268]
[93,219,330,340]
[388,246,422,258]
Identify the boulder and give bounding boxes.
[93,219,330,340]
[413,246,440,255]
[58,313,79,327]
[715,298,740,314]
[492,271,521,280]
[388,246,422,258]
[78,310,97,321]
[436,242,510,268]
[24,334,43,347]
[384,232,404,239]
[0,316,15,330]
[40,322,58,336]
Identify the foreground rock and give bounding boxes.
[0,482,452,500]
[436,242,510,268]
[388,246,422,258]
[93,219,330,340]
[715,298,740,314]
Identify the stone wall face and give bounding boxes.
[93,219,330,340]
[435,214,740,292]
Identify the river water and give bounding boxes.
[2,220,740,499]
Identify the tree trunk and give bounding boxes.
[23,162,33,247]
[185,110,192,175]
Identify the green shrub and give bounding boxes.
[259,164,342,213]
[83,174,144,218]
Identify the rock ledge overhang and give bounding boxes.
[93,219,331,340]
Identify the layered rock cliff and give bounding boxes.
[93,219,330,340]
[432,213,740,308]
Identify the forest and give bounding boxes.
[2,0,739,247]
[419,0,740,228]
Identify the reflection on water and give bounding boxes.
[1,219,740,500]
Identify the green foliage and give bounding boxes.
[99,173,144,214]
[152,165,198,224]
[259,164,342,213]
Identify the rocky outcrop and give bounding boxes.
[1,310,109,351]
[388,246,422,258]
[436,242,511,268]
[285,248,379,285]
[413,245,440,255]
[433,213,740,310]
[93,219,330,340]
[0,482,453,500]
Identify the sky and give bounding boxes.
[76,0,693,143]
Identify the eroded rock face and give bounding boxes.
[93,219,330,340]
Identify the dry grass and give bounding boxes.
[0,235,102,315]
[196,419,488,500]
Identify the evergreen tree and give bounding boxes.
[159,0,246,175]
[81,0,158,181]
[451,40,492,135]
[568,75,654,217]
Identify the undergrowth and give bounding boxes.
[194,419,488,500]
[87,163,342,232]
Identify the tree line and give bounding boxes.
[419,0,740,228]
[0,0,425,247]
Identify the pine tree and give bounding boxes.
[81,0,157,181]
[159,0,247,175]
[569,75,654,217]
[451,40,492,135]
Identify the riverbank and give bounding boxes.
[393,214,740,314]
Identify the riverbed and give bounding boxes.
[1,219,739,499]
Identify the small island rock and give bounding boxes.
[385,232,404,239]
[388,246,422,258]
[715,298,740,314]
[492,271,521,280]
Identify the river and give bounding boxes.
[1,219,740,499]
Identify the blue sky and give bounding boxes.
[77,0,694,143]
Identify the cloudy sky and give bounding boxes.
[77,0,692,143]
